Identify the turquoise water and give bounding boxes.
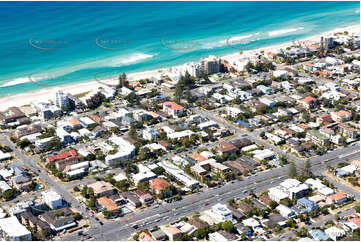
[0,1,359,97]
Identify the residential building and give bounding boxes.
[42,190,63,209]
[150,178,170,195]
[88,181,115,197]
[162,102,184,117]
[201,55,221,75]
[97,197,120,213]
[310,229,329,241]
[40,208,76,232]
[0,107,27,125]
[306,130,329,146]
[331,111,352,123]
[299,96,317,109]
[208,203,234,223]
[143,127,158,141]
[276,204,296,219]
[0,216,32,241]
[325,227,345,241]
[326,192,348,205]
[161,226,182,241]
[297,197,319,212]
[53,89,69,109]
[268,187,288,202]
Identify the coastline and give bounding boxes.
[0,24,359,111]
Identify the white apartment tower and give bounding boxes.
[201,55,221,75]
[54,89,69,109]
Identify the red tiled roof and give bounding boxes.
[191,154,207,162]
[90,114,103,123]
[68,119,81,126]
[139,232,155,241]
[300,96,316,103]
[150,178,170,191]
[162,101,184,111]
[348,217,360,227]
[97,197,119,211]
[47,150,77,162]
[328,191,347,201]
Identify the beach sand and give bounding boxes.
[0,24,359,110]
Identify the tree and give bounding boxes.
[303,159,312,177]
[117,73,128,88]
[16,138,31,149]
[71,213,83,220]
[152,166,165,176]
[221,220,234,233]
[288,162,297,178]
[2,189,17,200]
[194,228,207,239]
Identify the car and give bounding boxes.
[243,191,248,194]
[204,202,209,206]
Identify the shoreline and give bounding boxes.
[0,24,359,111]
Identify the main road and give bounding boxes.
[62,145,359,241]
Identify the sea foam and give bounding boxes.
[268,27,305,37]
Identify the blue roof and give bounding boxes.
[297,197,319,211]
[310,230,329,241]
[256,85,272,91]
[236,120,253,128]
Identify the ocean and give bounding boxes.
[0,1,359,97]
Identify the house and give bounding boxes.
[42,190,63,209]
[209,231,238,241]
[218,141,238,155]
[263,213,287,229]
[162,102,184,117]
[299,96,317,109]
[316,114,333,125]
[276,204,296,219]
[150,229,168,241]
[19,212,51,237]
[188,217,208,229]
[133,164,157,184]
[88,181,115,197]
[0,216,32,241]
[208,203,234,223]
[120,192,141,207]
[143,127,158,141]
[258,195,272,207]
[47,149,77,162]
[310,229,329,241]
[326,192,348,205]
[338,123,358,139]
[242,217,260,229]
[40,208,76,232]
[134,189,154,204]
[138,231,155,241]
[325,226,345,241]
[256,85,273,94]
[150,178,171,195]
[268,187,288,202]
[335,165,357,177]
[161,226,182,241]
[331,111,352,123]
[226,107,242,118]
[235,223,252,237]
[97,197,120,214]
[297,197,319,212]
[10,174,31,191]
[0,107,27,125]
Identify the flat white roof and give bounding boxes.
[0,216,31,237]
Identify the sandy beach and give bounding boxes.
[0,24,359,111]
